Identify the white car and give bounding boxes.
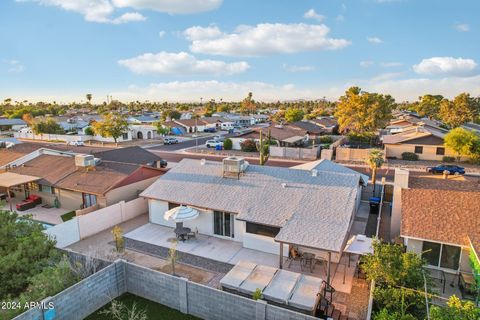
[68,141,85,146]
[205,140,224,148]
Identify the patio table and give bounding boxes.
[302,253,316,272]
[174,227,191,241]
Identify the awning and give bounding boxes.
[163,205,199,223]
[281,136,305,144]
[0,172,41,188]
[344,235,374,255]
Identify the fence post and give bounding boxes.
[178,277,189,314]
[255,300,267,320]
[119,201,126,222]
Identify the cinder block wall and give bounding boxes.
[15,260,317,320]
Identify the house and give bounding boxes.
[127,115,158,125]
[200,116,227,129]
[141,157,368,268]
[310,117,337,134]
[172,119,207,133]
[230,124,308,149]
[391,169,480,275]
[0,118,27,133]
[382,126,460,161]
[1,146,166,211]
[290,120,324,138]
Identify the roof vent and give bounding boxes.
[222,156,247,179]
[311,169,318,177]
[200,159,206,166]
[281,183,287,188]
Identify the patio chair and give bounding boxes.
[187,228,198,240]
[288,246,303,269]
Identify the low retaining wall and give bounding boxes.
[269,146,320,160]
[45,198,148,248]
[15,260,317,320]
[336,147,372,162]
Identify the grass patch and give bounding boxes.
[60,211,76,222]
[85,293,200,320]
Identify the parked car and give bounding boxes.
[213,135,225,142]
[205,140,224,148]
[68,141,85,146]
[203,127,217,133]
[426,164,465,175]
[164,137,178,145]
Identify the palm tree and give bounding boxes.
[366,149,385,193]
[86,93,92,104]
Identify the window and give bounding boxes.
[213,211,234,238]
[168,202,180,210]
[246,222,280,238]
[414,146,423,154]
[122,133,129,140]
[38,184,55,194]
[436,147,445,155]
[422,241,461,270]
[440,245,461,270]
[422,241,441,266]
[82,193,97,208]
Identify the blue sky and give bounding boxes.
[1,0,479,103]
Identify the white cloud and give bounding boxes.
[360,60,374,68]
[413,57,478,76]
[303,9,325,22]
[5,60,25,73]
[111,0,222,14]
[454,23,470,32]
[380,62,402,67]
[18,0,146,24]
[185,23,350,57]
[282,64,315,72]
[183,25,223,41]
[18,0,220,23]
[336,15,345,22]
[118,51,249,75]
[367,37,383,44]
[158,31,166,38]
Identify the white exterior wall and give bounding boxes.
[405,237,423,256]
[243,232,288,257]
[391,169,409,240]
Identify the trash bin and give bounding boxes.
[369,197,380,214]
[215,144,223,151]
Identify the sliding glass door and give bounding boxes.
[213,211,234,238]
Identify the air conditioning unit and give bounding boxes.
[75,154,95,167]
[222,156,248,178]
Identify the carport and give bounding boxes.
[0,172,40,211]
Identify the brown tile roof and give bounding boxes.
[55,161,139,195]
[311,117,337,128]
[0,143,43,166]
[401,175,480,249]
[9,154,77,186]
[200,116,227,124]
[252,124,306,142]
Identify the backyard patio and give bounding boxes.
[1,197,70,225]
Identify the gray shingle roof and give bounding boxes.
[0,118,26,126]
[141,158,363,252]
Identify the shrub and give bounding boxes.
[442,156,455,163]
[240,139,257,152]
[252,288,262,300]
[84,127,94,135]
[319,136,333,144]
[401,152,418,161]
[223,138,232,150]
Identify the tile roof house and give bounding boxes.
[141,157,367,267]
[382,126,462,161]
[0,118,27,132]
[1,147,166,211]
[392,169,480,273]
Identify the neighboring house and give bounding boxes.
[172,119,207,133]
[0,118,27,133]
[58,119,89,133]
[462,122,480,135]
[392,169,480,274]
[92,146,165,168]
[4,148,166,211]
[141,157,367,265]
[310,117,337,134]
[127,115,158,125]
[382,126,459,161]
[290,121,324,138]
[200,116,227,129]
[130,125,157,140]
[230,124,308,149]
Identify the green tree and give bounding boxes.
[223,138,233,150]
[374,308,416,320]
[366,149,384,190]
[430,295,480,320]
[92,113,129,144]
[0,210,57,299]
[86,93,92,104]
[335,87,395,136]
[240,92,256,115]
[154,121,170,135]
[444,127,479,161]
[161,109,181,121]
[32,118,65,134]
[440,93,478,127]
[416,94,443,119]
[256,129,270,165]
[284,107,304,123]
[84,126,95,135]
